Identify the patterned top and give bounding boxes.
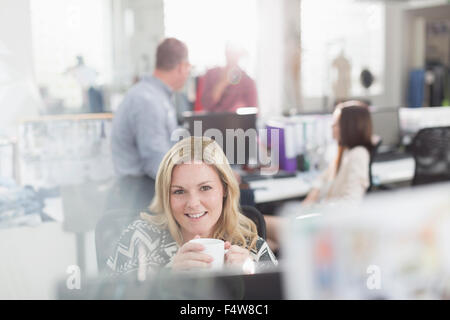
[107,219,278,275]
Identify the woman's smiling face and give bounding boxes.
[170,162,225,243]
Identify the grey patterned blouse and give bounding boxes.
[107,219,278,275]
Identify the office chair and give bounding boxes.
[95,209,138,273]
[367,137,382,192]
[240,205,266,240]
[240,188,255,207]
[410,126,450,186]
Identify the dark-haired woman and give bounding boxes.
[265,102,373,252]
[302,103,373,204]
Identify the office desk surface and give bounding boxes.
[249,172,316,204]
[250,157,416,204]
[372,157,415,185]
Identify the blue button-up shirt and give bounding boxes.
[111,75,178,179]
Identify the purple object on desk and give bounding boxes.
[266,124,297,173]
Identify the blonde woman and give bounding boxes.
[107,136,277,275]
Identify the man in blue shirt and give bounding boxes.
[110,38,191,213]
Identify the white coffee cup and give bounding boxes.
[189,238,227,270]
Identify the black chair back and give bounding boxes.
[368,138,382,192]
[410,126,450,186]
[240,205,266,240]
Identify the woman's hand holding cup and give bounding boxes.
[224,241,252,268]
[172,235,213,271]
[173,237,254,273]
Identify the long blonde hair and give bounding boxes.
[141,136,258,250]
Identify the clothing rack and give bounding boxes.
[18,113,115,188]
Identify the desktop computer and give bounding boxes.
[182,110,258,166]
[369,106,411,162]
[182,110,297,186]
[370,106,402,153]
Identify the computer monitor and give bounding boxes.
[182,110,258,165]
[369,107,402,153]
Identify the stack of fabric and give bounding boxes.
[0,177,44,229]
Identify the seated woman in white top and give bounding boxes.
[265,102,374,251]
[303,103,373,204]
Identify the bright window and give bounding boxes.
[163,0,259,77]
[301,0,385,99]
[30,0,112,111]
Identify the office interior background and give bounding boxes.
[1,0,450,300]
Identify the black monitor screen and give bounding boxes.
[182,111,258,165]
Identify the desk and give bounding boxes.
[249,172,316,204]
[372,157,415,185]
[250,157,416,204]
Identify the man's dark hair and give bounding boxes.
[155,38,188,71]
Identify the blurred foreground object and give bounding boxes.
[282,182,450,299]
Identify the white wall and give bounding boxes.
[256,0,286,118]
[255,0,302,118]
[374,2,404,108]
[0,0,42,138]
[283,0,302,115]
